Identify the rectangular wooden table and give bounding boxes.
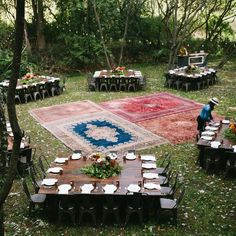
[93,70,143,91]
[39,154,166,197]
[197,122,236,168]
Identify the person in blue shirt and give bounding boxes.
[197,97,219,135]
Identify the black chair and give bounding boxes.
[159,169,173,186]
[204,147,223,173]
[127,77,138,92]
[156,159,171,176]
[158,186,185,225]
[22,178,46,216]
[23,86,33,103]
[38,155,47,178]
[225,151,236,177]
[58,196,76,225]
[165,73,174,88]
[139,75,147,90]
[109,77,118,91]
[102,194,120,225]
[32,84,42,100]
[99,77,109,91]
[29,165,42,193]
[87,73,96,91]
[160,173,180,198]
[78,194,96,225]
[125,192,144,226]
[118,77,127,91]
[39,82,50,99]
[17,147,34,176]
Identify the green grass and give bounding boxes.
[4,61,236,235]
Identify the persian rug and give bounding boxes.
[137,109,223,144]
[99,92,202,122]
[29,100,103,124]
[30,101,168,153]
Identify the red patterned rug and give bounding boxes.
[137,109,223,144]
[100,92,202,122]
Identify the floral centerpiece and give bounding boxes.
[111,66,126,76]
[80,153,122,179]
[185,64,200,74]
[20,73,41,85]
[224,122,236,142]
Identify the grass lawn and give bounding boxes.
[4,61,236,235]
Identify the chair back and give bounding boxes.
[176,186,185,206]
[127,192,143,209]
[225,151,236,167]
[38,155,46,177]
[22,178,31,200]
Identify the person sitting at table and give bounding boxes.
[197,97,219,135]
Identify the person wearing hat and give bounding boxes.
[197,97,219,135]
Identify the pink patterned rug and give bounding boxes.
[99,92,202,122]
[30,101,103,124]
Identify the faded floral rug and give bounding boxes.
[30,101,168,154]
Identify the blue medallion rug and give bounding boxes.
[30,101,168,154]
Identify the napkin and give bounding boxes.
[141,155,156,161]
[144,183,161,190]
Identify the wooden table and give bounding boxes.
[39,155,165,197]
[197,122,236,168]
[93,70,144,91]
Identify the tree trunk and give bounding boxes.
[0,0,25,234]
[216,45,236,69]
[36,0,46,50]
[24,20,31,55]
[92,0,111,69]
[0,206,3,236]
[0,102,7,170]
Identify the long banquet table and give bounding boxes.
[197,121,236,169]
[92,70,144,91]
[165,67,217,91]
[39,154,166,196]
[38,153,170,223]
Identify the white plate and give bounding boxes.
[125,153,136,160]
[222,120,230,124]
[42,178,58,186]
[108,153,117,160]
[210,141,221,148]
[71,153,81,160]
[141,155,156,161]
[143,172,159,179]
[142,163,157,169]
[81,184,94,194]
[144,183,161,190]
[47,167,63,174]
[201,131,215,136]
[201,136,213,141]
[58,184,72,194]
[55,157,68,164]
[232,145,236,149]
[127,184,141,193]
[212,122,220,127]
[103,184,117,194]
[205,126,218,131]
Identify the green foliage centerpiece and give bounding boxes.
[80,153,122,179]
[185,64,200,74]
[224,122,236,142]
[111,66,126,76]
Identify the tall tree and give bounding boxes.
[0,0,25,234]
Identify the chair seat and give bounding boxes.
[160,186,173,196]
[160,198,177,209]
[31,193,46,203]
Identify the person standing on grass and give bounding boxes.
[197,97,219,135]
